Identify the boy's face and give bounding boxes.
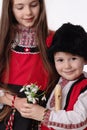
[54,52,86,81]
[12,0,40,28]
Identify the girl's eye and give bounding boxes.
[17,7,23,10]
[15,5,24,10]
[30,2,39,7]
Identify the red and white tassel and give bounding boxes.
[6,95,16,130]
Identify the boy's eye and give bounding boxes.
[71,57,77,60]
[56,59,64,62]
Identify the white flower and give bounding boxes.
[30,86,38,93]
[41,95,46,101]
[20,87,25,92]
[20,83,46,104]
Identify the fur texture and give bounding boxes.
[48,23,87,62]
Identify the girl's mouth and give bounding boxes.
[24,17,34,22]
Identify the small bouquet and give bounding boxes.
[20,83,46,104]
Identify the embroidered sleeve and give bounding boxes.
[42,91,87,130]
[42,109,51,126]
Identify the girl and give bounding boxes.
[0,0,54,129]
[20,23,87,130]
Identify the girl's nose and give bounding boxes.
[25,6,32,15]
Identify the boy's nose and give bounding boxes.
[64,61,71,69]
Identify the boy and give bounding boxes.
[16,23,87,130]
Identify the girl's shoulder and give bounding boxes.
[46,30,55,47]
[49,30,55,35]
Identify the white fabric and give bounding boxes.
[46,78,87,130]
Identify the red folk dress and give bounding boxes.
[2,30,54,91]
[0,27,54,130]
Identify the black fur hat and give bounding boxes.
[48,22,87,62]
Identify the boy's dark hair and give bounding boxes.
[48,22,87,62]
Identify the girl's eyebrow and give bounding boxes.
[13,4,24,8]
[14,0,39,6]
[13,3,23,6]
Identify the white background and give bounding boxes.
[0,0,87,31]
[45,0,87,32]
[0,0,2,15]
[0,0,87,71]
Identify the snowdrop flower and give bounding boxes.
[20,83,46,104]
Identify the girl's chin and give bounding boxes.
[20,23,34,28]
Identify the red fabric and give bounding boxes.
[66,79,87,111]
[1,33,54,91]
[7,51,48,90]
[46,31,55,48]
[65,79,87,130]
[41,125,54,130]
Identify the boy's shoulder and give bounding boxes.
[76,74,87,90]
[83,71,87,78]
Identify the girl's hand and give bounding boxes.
[5,93,28,113]
[14,97,28,112]
[2,92,46,121]
[19,103,46,121]
[0,92,13,106]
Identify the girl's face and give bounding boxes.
[12,0,40,28]
[54,52,86,81]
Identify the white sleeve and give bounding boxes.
[43,91,87,130]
